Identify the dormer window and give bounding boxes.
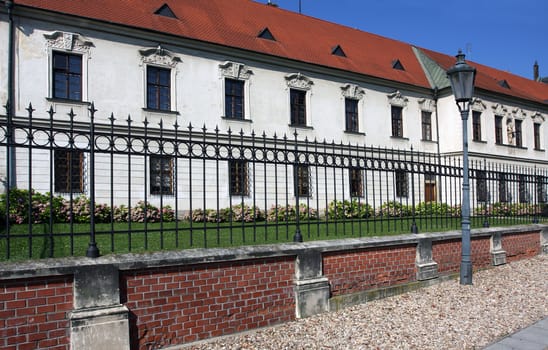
[332,45,346,57]
[154,4,177,19]
[498,79,510,89]
[258,27,276,41]
[392,59,405,71]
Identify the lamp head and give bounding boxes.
[447,51,476,106]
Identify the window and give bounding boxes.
[146,66,171,111]
[536,176,547,203]
[395,170,408,198]
[345,98,359,132]
[476,170,488,202]
[54,150,84,193]
[391,106,403,137]
[514,120,522,147]
[294,165,310,197]
[472,111,482,141]
[495,116,503,144]
[534,123,542,150]
[225,78,245,119]
[52,52,82,101]
[498,173,509,203]
[424,173,436,202]
[349,168,363,197]
[229,160,249,196]
[150,156,174,195]
[519,175,529,203]
[421,111,432,141]
[290,89,307,126]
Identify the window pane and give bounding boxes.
[225,79,245,119]
[54,150,83,193]
[150,156,174,195]
[147,66,171,110]
[229,160,248,196]
[52,52,82,101]
[290,89,306,126]
[345,99,359,132]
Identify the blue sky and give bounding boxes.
[264,0,547,80]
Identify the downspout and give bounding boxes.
[433,87,442,202]
[5,0,16,189]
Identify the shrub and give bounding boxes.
[266,204,317,222]
[376,201,410,217]
[327,200,373,219]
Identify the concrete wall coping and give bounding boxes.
[0,224,544,280]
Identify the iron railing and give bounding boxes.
[1,104,547,260]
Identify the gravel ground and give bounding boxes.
[183,255,547,350]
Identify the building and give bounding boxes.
[1,0,548,212]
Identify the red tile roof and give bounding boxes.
[420,48,548,105]
[13,0,548,105]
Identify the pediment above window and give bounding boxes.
[285,73,313,90]
[532,112,545,123]
[512,108,527,120]
[491,103,508,116]
[139,45,181,68]
[219,61,253,80]
[44,31,94,55]
[387,90,408,107]
[341,83,365,100]
[418,98,435,112]
[471,98,486,112]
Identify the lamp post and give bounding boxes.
[447,50,476,285]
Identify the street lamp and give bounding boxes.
[447,50,476,285]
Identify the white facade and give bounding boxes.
[1,2,547,211]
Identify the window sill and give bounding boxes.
[142,108,180,115]
[222,116,252,123]
[46,97,91,106]
[496,143,527,150]
[534,148,545,152]
[289,124,314,130]
[472,140,487,144]
[390,136,409,141]
[344,130,366,136]
[420,139,437,143]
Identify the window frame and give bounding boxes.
[224,78,245,120]
[54,149,84,194]
[391,106,404,138]
[52,51,83,101]
[146,65,172,111]
[495,116,503,145]
[294,164,311,197]
[421,111,432,141]
[472,111,482,142]
[514,119,523,147]
[345,98,360,133]
[395,170,408,198]
[476,170,488,203]
[534,123,542,150]
[150,156,174,196]
[229,160,249,196]
[349,167,364,198]
[290,89,307,127]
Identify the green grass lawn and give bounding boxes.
[0,214,544,261]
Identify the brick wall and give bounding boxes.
[433,237,492,273]
[503,231,540,261]
[0,276,73,350]
[323,244,416,296]
[121,257,295,350]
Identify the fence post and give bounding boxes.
[294,250,329,318]
[86,103,99,258]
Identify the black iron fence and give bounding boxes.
[1,104,547,260]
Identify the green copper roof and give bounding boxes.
[412,46,451,90]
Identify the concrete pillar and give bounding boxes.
[541,227,548,255]
[416,238,438,280]
[294,250,330,318]
[490,232,507,265]
[69,265,130,350]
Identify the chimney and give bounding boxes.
[266,0,278,7]
[534,61,539,81]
